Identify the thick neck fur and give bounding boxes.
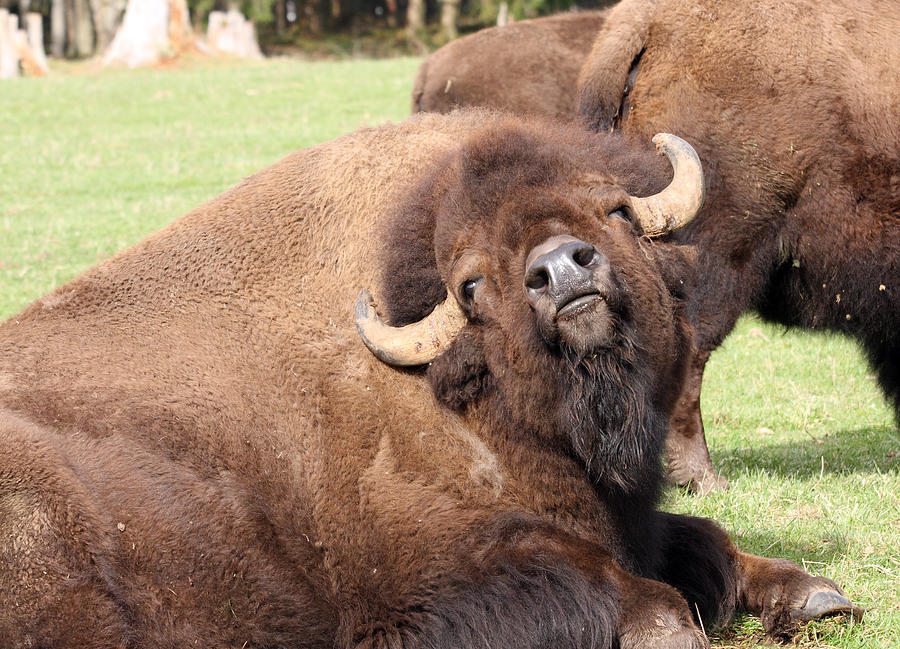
[434,331,668,576]
[558,344,665,508]
[432,321,666,514]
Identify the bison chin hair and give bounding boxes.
[558,334,666,504]
[429,316,667,504]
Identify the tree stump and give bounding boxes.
[102,0,193,67]
[207,10,262,59]
[14,29,46,76]
[24,13,49,74]
[0,10,21,79]
[496,2,511,27]
[207,10,225,46]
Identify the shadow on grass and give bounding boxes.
[711,425,900,480]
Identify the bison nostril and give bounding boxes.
[573,246,599,268]
[525,269,549,293]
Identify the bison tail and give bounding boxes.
[576,0,657,132]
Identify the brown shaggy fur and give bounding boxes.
[0,110,857,647]
[578,0,900,492]
[377,116,858,646]
[412,10,607,119]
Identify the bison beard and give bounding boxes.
[428,278,663,502]
[560,343,664,502]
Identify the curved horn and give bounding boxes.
[355,289,467,366]
[630,133,705,237]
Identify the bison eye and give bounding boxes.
[461,278,482,305]
[607,207,631,223]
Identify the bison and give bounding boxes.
[357,116,862,644]
[0,110,858,647]
[577,0,900,493]
[411,10,607,119]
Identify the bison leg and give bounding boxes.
[352,516,707,649]
[864,337,900,419]
[666,347,727,494]
[615,573,710,649]
[657,513,861,640]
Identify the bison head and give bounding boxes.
[357,120,703,499]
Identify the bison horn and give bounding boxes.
[355,289,467,366]
[629,133,705,237]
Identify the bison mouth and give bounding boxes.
[550,287,622,356]
[558,291,607,318]
[524,235,624,354]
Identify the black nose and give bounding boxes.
[525,236,609,310]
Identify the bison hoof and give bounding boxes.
[764,580,863,640]
[791,588,864,623]
[667,465,728,495]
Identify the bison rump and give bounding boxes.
[412,10,607,119]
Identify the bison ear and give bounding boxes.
[652,242,698,301]
[427,328,492,412]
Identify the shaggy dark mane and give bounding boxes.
[559,339,665,502]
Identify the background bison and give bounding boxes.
[412,10,606,119]
[0,110,859,646]
[578,0,900,492]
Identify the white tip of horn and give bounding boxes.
[630,133,706,237]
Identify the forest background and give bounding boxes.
[0,0,613,64]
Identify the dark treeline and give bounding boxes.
[0,0,613,60]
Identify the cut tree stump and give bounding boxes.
[1,11,50,79]
[102,0,193,67]
[0,10,20,79]
[14,29,45,76]
[23,13,49,75]
[207,10,262,59]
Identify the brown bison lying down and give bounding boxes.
[0,111,859,647]
[412,10,607,119]
[578,0,900,493]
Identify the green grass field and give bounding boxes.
[1,58,898,648]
